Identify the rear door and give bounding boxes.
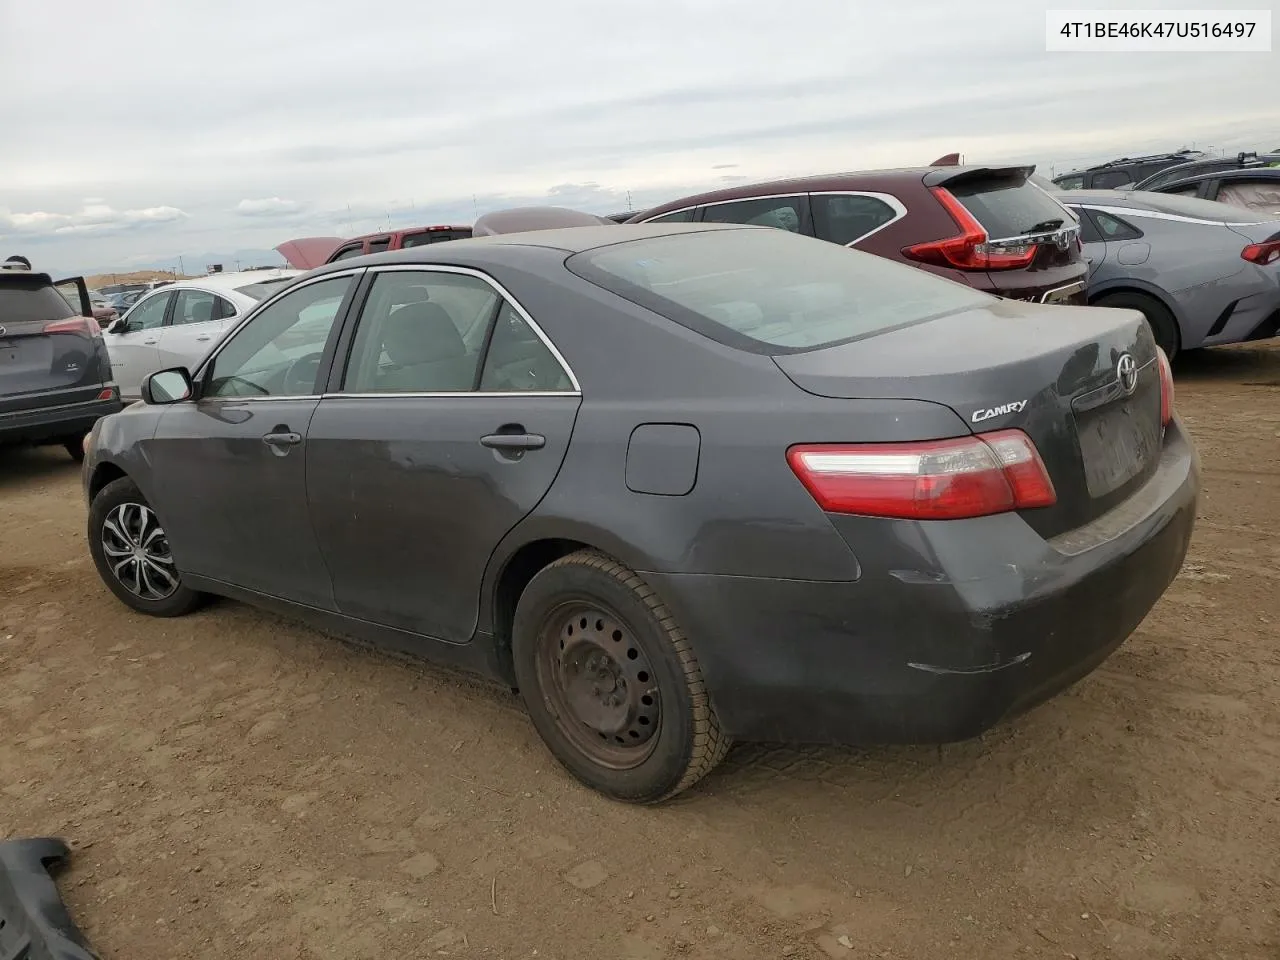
[305,265,581,643]
[155,288,239,371]
[1,273,107,413]
[105,290,171,398]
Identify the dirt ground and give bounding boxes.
[2,346,1278,960]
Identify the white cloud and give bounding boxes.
[235,197,304,216]
[0,203,187,238]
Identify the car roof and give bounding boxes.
[1159,167,1280,187]
[1058,189,1272,223]
[348,225,471,242]
[306,222,755,275]
[144,269,300,293]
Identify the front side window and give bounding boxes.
[568,228,989,354]
[205,276,353,398]
[329,245,365,262]
[342,271,499,393]
[172,289,235,326]
[124,291,172,330]
[811,194,900,245]
[1091,170,1134,190]
[1054,175,1085,190]
[700,196,805,232]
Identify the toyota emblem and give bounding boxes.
[0,325,6,337]
[1116,353,1138,395]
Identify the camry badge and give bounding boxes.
[972,399,1028,423]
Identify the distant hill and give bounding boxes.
[86,269,192,290]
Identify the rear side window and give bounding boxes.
[1091,170,1134,190]
[1215,179,1280,216]
[1087,210,1143,241]
[810,194,900,245]
[1143,192,1265,221]
[367,238,391,254]
[947,177,1074,239]
[1053,175,1085,190]
[567,228,989,355]
[0,278,75,324]
[700,196,806,232]
[645,209,696,224]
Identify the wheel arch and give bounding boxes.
[1088,281,1185,352]
[481,521,664,686]
[87,459,130,501]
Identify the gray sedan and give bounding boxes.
[80,224,1197,802]
[1056,190,1280,357]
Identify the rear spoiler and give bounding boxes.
[274,236,345,270]
[922,165,1036,188]
[929,153,962,166]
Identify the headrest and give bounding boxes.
[382,302,465,365]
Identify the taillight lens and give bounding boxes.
[786,429,1057,521]
[1156,347,1174,426]
[42,316,101,336]
[902,188,1039,272]
[1242,240,1280,265]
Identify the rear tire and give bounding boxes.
[63,434,86,462]
[88,476,204,617]
[512,550,731,803]
[1094,291,1180,360]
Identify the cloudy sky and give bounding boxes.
[1,0,1276,274]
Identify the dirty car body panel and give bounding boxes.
[84,224,1198,746]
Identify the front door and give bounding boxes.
[144,273,359,608]
[155,288,240,372]
[305,267,581,643]
[106,290,171,398]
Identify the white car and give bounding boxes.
[105,270,300,399]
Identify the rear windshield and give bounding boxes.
[1133,191,1275,222]
[948,177,1073,238]
[0,277,76,324]
[566,228,989,355]
[234,277,296,300]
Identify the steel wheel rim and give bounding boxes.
[535,601,662,770]
[101,502,179,602]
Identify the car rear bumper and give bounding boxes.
[0,395,123,445]
[645,419,1199,745]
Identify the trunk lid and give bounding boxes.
[275,236,345,270]
[772,298,1163,538]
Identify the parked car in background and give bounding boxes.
[1052,149,1207,191]
[1142,167,1280,218]
[1131,152,1280,192]
[628,165,1088,304]
[83,223,1196,803]
[1,262,121,460]
[472,207,616,235]
[105,268,300,399]
[1055,190,1280,357]
[277,224,474,270]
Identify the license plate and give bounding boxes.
[1078,403,1159,497]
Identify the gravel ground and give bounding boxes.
[2,344,1278,960]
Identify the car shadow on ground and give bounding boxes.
[0,447,81,493]
[1175,342,1280,385]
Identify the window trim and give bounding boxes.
[192,268,367,403]
[322,263,582,400]
[808,190,908,246]
[122,289,175,331]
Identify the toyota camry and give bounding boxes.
[81,223,1199,803]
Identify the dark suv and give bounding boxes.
[627,165,1088,304]
[0,263,122,460]
[1051,150,1207,191]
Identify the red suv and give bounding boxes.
[627,166,1088,304]
[276,224,473,270]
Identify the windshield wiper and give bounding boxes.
[1022,218,1064,234]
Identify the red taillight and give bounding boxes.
[1156,347,1174,426]
[1242,240,1280,265]
[902,188,1039,272]
[786,429,1057,521]
[42,316,101,336]
[96,387,116,401]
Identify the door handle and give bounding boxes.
[195,334,212,341]
[262,431,302,447]
[480,432,545,451]
[143,338,158,345]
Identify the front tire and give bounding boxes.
[88,476,203,617]
[512,550,731,803]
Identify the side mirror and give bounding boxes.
[141,367,194,405]
[106,317,126,334]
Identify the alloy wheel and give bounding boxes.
[100,502,179,602]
